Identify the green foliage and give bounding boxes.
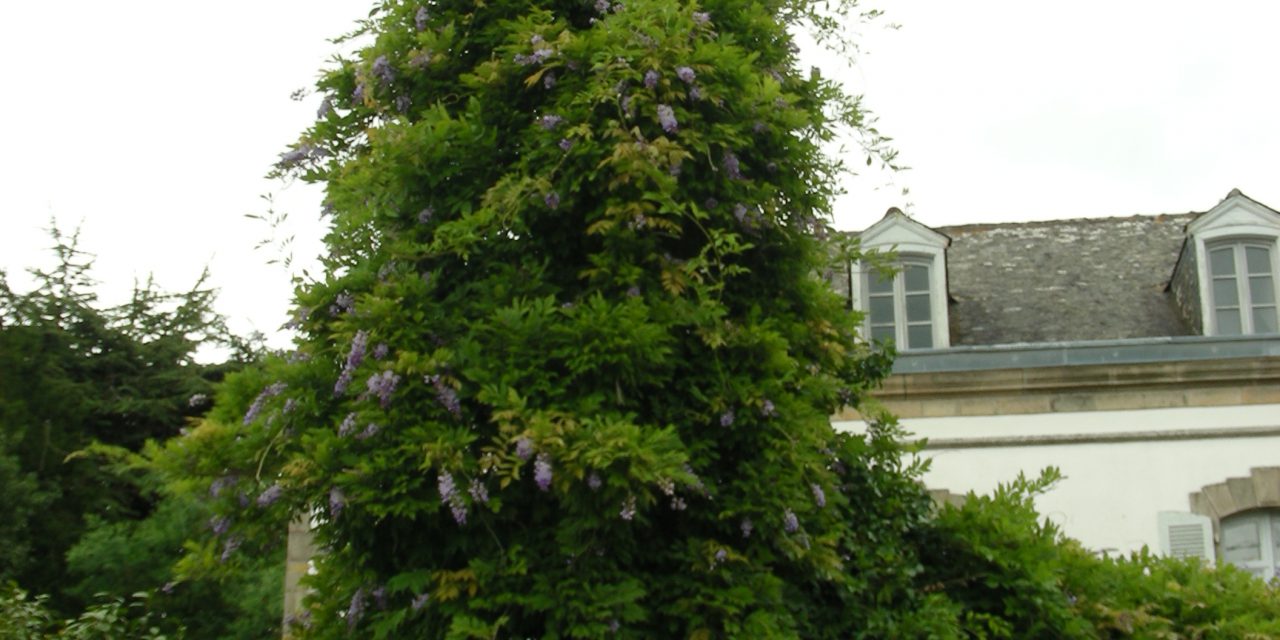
[919,468,1280,639]
[161,0,941,637]
[0,226,256,601]
[0,228,282,638]
[0,584,182,640]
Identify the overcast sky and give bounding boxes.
[3,1,1278,350]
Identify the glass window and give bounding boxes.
[1208,242,1278,335]
[863,259,935,350]
[1220,510,1280,581]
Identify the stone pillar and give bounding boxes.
[282,517,316,637]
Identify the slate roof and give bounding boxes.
[936,213,1197,346]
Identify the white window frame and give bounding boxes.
[1204,240,1280,335]
[864,257,938,349]
[1187,191,1280,336]
[1219,509,1280,582]
[852,209,951,350]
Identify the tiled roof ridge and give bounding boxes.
[936,211,1199,234]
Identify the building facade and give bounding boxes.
[831,189,1280,581]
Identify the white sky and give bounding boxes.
[3,1,1278,351]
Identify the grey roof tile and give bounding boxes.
[935,213,1198,345]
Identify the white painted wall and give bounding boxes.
[835,404,1280,555]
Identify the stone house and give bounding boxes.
[830,188,1280,581]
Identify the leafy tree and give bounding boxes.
[161,0,941,637]
[0,226,259,607]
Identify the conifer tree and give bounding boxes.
[169,1,938,636]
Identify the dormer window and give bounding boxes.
[1208,242,1278,335]
[852,208,951,350]
[867,259,935,348]
[1182,189,1280,337]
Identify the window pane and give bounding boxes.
[1222,518,1261,563]
[1255,307,1278,333]
[867,270,894,293]
[1246,246,1271,274]
[1213,278,1239,307]
[1272,514,1280,558]
[1250,276,1275,305]
[870,325,895,343]
[904,264,930,292]
[907,324,933,349]
[869,295,894,324]
[1210,247,1236,276]
[906,293,931,322]
[1217,308,1242,335]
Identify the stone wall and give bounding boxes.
[1168,239,1203,334]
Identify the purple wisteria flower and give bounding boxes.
[544,191,560,209]
[277,144,314,168]
[220,536,241,562]
[353,81,366,103]
[335,330,369,396]
[257,483,283,508]
[515,437,535,461]
[676,66,696,84]
[188,393,208,408]
[355,422,380,440]
[317,96,333,119]
[538,114,564,130]
[719,410,735,427]
[558,138,573,151]
[515,48,555,66]
[657,104,678,133]
[620,495,637,521]
[412,593,430,611]
[534,453,553,491]
[209,515,231,536]
[372,586,388,610]
[741,517,754,538]
[783,508,799,533]
[283,398,298,414]
[468,478,490,505]
[415,6,430,31]
[347,588,366,631]
[587,472,602,490]
[722,151,743,179]
[372,343,389,360]
[761,399,776,417]
[811,483,826,508]
[626,285,641,297]
[670,496,687,511]
[372,55,395,85]
[329,486,346,519]
[243,382,287,425]
[544,72,557,89]
[418,206,434,224]
[734,203,749,225]
[330,291,355,316]
[365,370,400,408]
[693,11,711,26]
[595,0,611,13]
[395,95,412,113]
[714,548,727,564]
[425,374,462,417]
[688,86,703,101]
[644,69,659,89]
[438,471,467,524]
[209,475,236,498]
[338,412,357,437]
